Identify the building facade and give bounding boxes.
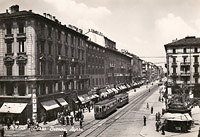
[164,36,200,97]
[0,5,89,123]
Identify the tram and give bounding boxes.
[94,97,117,119]
[115,92,129,108]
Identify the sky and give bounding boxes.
[1,0,200,70]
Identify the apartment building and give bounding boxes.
[0,5,89,123]
[164,36,200,97]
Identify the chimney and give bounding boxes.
[9,5,19,13]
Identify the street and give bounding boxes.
[4,82,159,137]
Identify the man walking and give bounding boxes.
[143,116,146,126]
[151,106,153,114]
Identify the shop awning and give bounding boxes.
[56,98,68,106]
[0,103,27,114]
[107,89,114,94]
[90,94,99,99]
[162,113,193,121]
[111,88,118,94]
[78,94,91,104]
[41,100,60,111]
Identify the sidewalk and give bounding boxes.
[139,88,200,137]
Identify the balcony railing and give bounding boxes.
[180,62,190,67]
[171,62,177,67]
[71,58,78,63]
[180,72,190,77]
[17,33,26,40]
[5,53,14,56]
[5,34,14,41]
[193,62,199,67]
[193,72,199,78]
[170,73,178,78]
[109,64,115,68]
[78,75,89,80]
[0,75,59,81]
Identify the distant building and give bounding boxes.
[164,36,200,97]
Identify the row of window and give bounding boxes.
[40,24,84,47]
[6,22,24,34]
[6,40,25,53]
[39,42,85,59]
[169,47,199,54]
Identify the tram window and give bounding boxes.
[95,107,99,113]
[102,106,105,111]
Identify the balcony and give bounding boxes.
[120,65,125,69]
[78,75,89,80]
[71,58,78,64]
[193,72,199,78]
[4,34,14,42]
[17,33,26,40]
[5,53,14,57]
[180,62,190,67]
[109,64,115,68]
[180,72,190,77]
[170,73,178,78]
[66,75,77,80]
[193,62,199,67]
[171,62,177,67]
[57,55,68,63]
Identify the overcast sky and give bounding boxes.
[1,0,200,69]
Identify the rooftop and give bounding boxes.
[164,36,200,49]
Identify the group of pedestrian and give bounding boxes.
[57,110,85,129]
[155,111,165,135]
[57,112,74,126]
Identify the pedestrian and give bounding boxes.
[161,97,164,103]
[43,113,47,125]
[155,121,160,132]
[162,108,165,115]
[63,131,67,137]
[88,105,91,112]
[151,106,153,114]
[80,119,83,129]
[16,119,19,128]
[157,112,161,121]
[81,114,84,121]
[198,127,200,137]
[7,118,11,130]
[70,115,74,126]
[143,116,146,126]
[147,103,149,109]
[155,113,158,121]
[161,124,165,135]
[66,115,70,125]
[134,89,136,92]
[0,125,4,137]
[27,118,31,128]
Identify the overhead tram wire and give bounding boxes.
[139,56,166,58]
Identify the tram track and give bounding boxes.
[70,85,159,137]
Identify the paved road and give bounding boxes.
[79,85,159,137]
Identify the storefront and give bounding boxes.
[0,102,29,124]
[40,100,60,122]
